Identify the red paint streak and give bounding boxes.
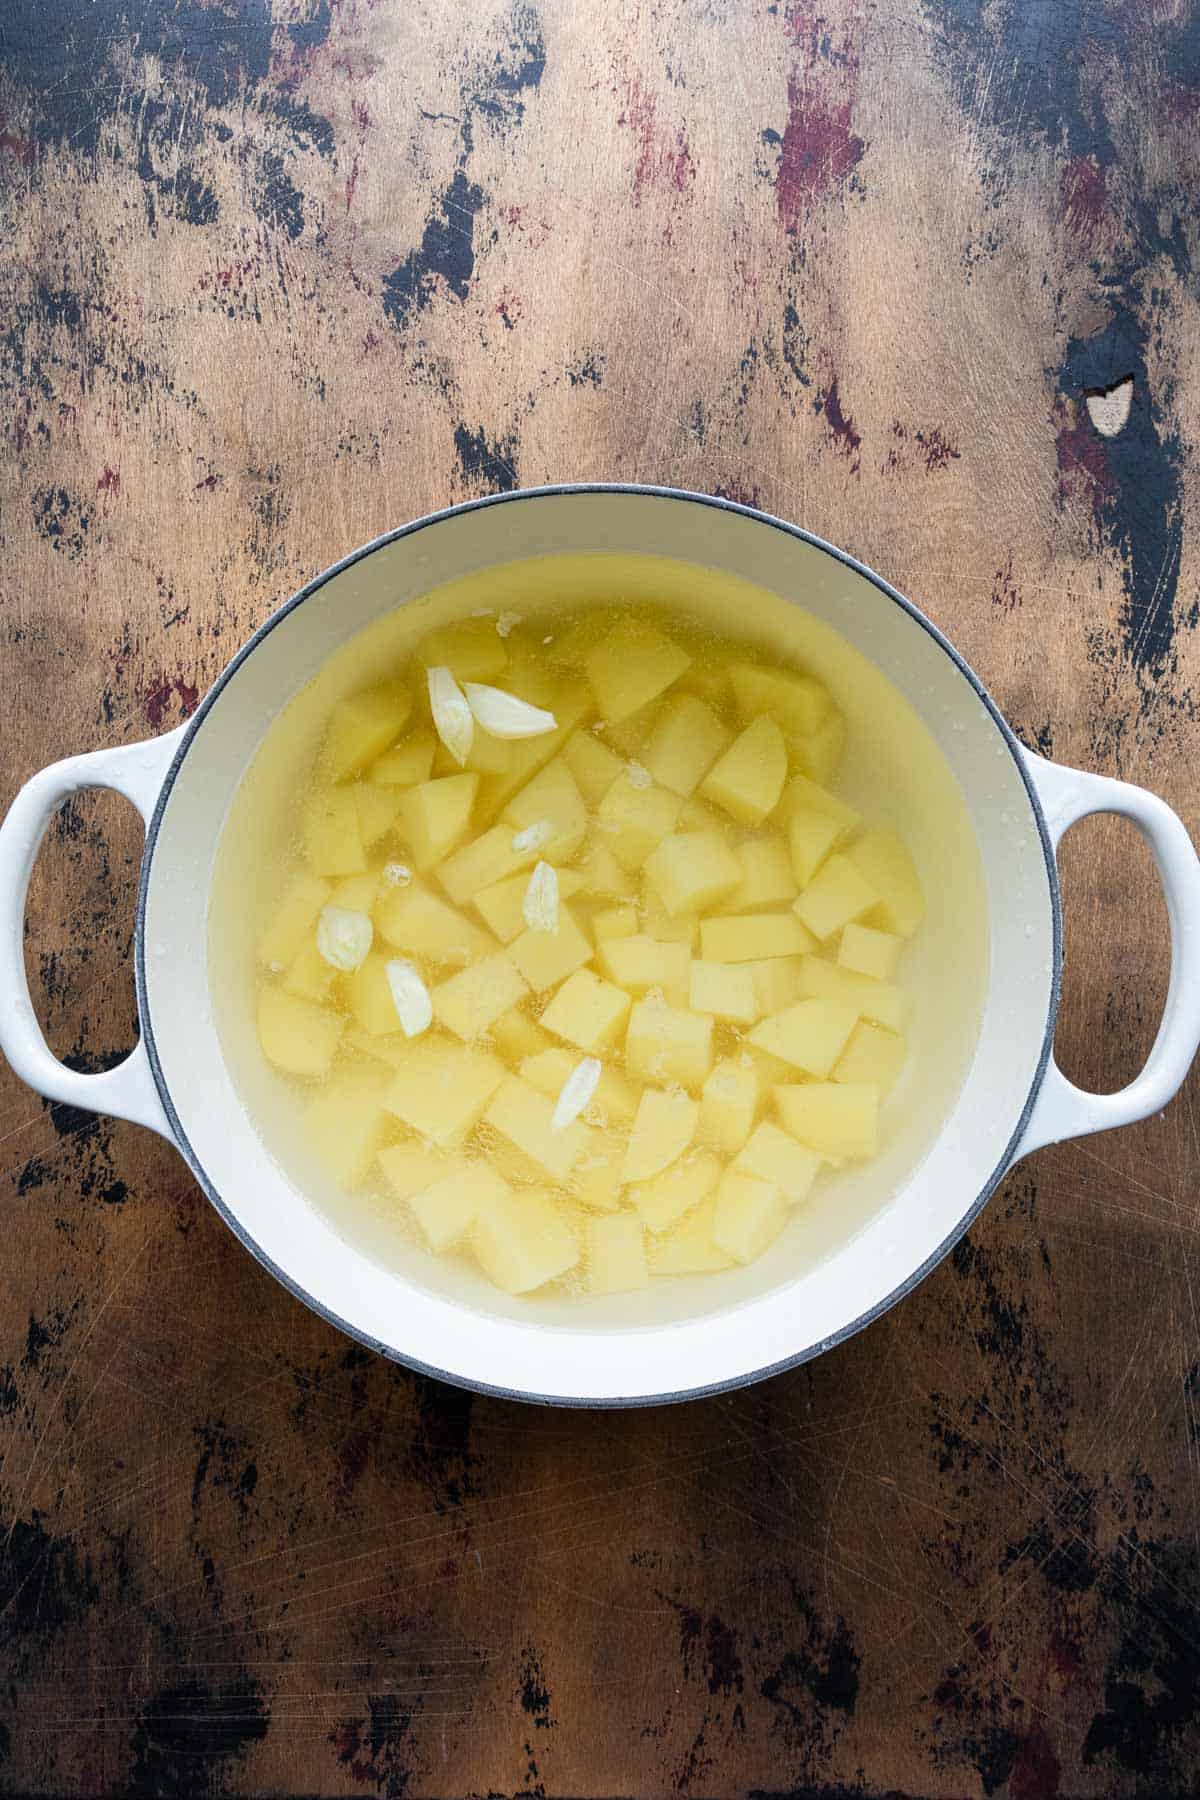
[495,289,523,330]
[1009,1726,1061,1800]
[96,466,120,495]
[991,553,1020,612]
[777,76,864,228]
[713,482,761,508]
[617,76,695,206]
[141,674,199,729]
[344,152,360,213]
[194,472,223,491]
[351,96,371,133]
[1055,413,1116,516]
[1061,154,1106,242]
[917,427,960,472]
[363,328,381,352]
[1047,1629,1082,1688]
[0,126,35,165]
[820,376,861,471]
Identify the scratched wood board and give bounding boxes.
[1,0,1199,1794]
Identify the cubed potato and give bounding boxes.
[587,1213,649,1294]
[591,904,639,942]
[644,831,742,917]
[833,1020,907,1095]
[473,675,592,822]
[622,1087,698,1182]
[602,700,662,757]
[639,896,700,950]
[562,728,625,806]
[347,952,402,1036]
[625,997,714,1089]
[573,839,637,900]
[743,1042,798,1091]
[486,1138,551,1188]
[544,607,620,668]
[788,808,845,888]
[744,956,804,1015]
[409,1161,509,1254]
[777,772,860,833]
[397,773,479,872]
[844,828,924,937]
[749,998,859,1077]
[303,788,367,876]
[349,784,400,850]
[502,757,588,862]
[585,621,691,721]
[653,1197,736,1274]
[257,871,332,968]
[700,717,788,826]
[698,1058,759,1154]
[438,824,535,907]
[473,1187,579,1294]
[489,1007,551,1061]
[596,774,682,869]
[473,866,584,943]
[375,879,493,965]
[838,921,903,981]
[507,904,593,992]
[776,1081,878,1157]
[258,986,344,1077]
[729,662,832,738]
[598,935,690,1004]
[540,967,632,1052]
[345,1028,411,1069]
[371,729,437,787]
[699,913,814,963]
[688,960,758,1024]
[518,1046,583,1100]
[434,728,514,779]
[793,853,879,941]
[641,693,732,796]
[378,1140,467,1199]
[384,1038,506,1144]
[796,955,910,1032]
[630,1149,721,1233]
[796,709,846,784]
[331,872,381,916]
[712,1169,788,1265]
[305,1066,392,1188]
[418,616,508,681]
[718,837,797,913]
[734,1121,822,1205]
[432,951,529,1042]
[519,1048,638,1129]
[322,681,413,782]
[283,938,339,1003]
[571,1129,628,1212]
[484,1075,592,1182]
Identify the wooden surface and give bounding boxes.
[2,1,1199,1794]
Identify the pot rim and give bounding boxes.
[134,482,1062,1408]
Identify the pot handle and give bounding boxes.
[0,729,186,1140]
[1015,748,1200,1157]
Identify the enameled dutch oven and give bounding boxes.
[2,487,1198,1405]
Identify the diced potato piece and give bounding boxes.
[712,1169,788,1265]
[306,1066,391,1188]
[743,1042,798,1090]
[507,904,593,992]
[642,693,732,796]
[385,1038,506,1144]
[518,1046,585,1099]
[257,871,332,968]
[432,951,529,1042]
[375,879,493,965]
[776,1082,878,1157]
[788,808,844,887]
[438,824,534,907]
[796,955,910,1032]
[283,938,339,1002]
[833,1021,907,1095]
[653,1197,736,1274]
[745,956,804,1015]
[699,1058,759,1154]
[585,621,691,721]
[540,967,632,1052]
[545,608,620,667]
[587,1213,649,1294]
[371,729,437,787]
[602,700,662,757]
[502,758,588,862]
[472,675,592,822]
[397,774,479,872]
[699,913,813,963]
[749,998,858,1077]
[473,1187,579,1294]
[573,839,637,900]
[777,772,860,833]
[378,1140,467,1199]
[796,709,846,784]
[572,1129,627,1212]
[719,837,797,913]
[689,960,758,1024]
[644,831,742,917]
[345,1028,411,1069]
[346,952,401,1036]
[434,728,514,779]
[596,774,682,869]
[839,922,903,981]
[623,1087,698,1182]
[598,935,690,1004]
[490,1007,551,1061]
[349,783,400,849]
[700,717,788,826]
[562,728,625,806]
[592,904,639,942]
[418,615,508,681]
[730,662,832,738]
[735,1121,821,1205]
[844,828,924,937]
[677,795,728,834]
[303,788,367,876]
[331,872,381,915]
[793,853,879,941]
[625,997,713,1090]
[630,1149,721,1233]
[258,987,344,1077]
[485,1138,550,1188]
[640,896,700,950]
[409,1161,509,1254]
[322,681,413,782]
[473,866,584,943]
[484,1075,591,1182]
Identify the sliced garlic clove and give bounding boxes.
[463,682,557,740]
[386,958,433,1038]
[383,861,413,887]
[552,1057,602,1132]
[522,860,559,934]
[496,610,522,638]
[316,905,374,971]
[427,665,474,766]
[511,818,554,854]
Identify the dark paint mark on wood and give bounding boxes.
[126,1677,268,1798]
[453,421,519,494]
[383,169,487,331]
[816,377,861,471]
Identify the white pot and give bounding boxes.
[3,487,1198,1406]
